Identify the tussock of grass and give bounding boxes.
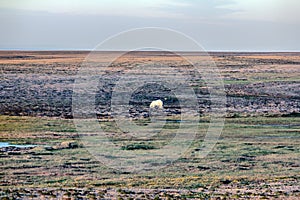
[121,143,156,150]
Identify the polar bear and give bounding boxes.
[149,99,163,109]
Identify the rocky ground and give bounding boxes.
[1,186,299,199]
[0,51,299,119]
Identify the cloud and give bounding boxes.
[0,0,190,18]
[219,0,300,24]
[2,0,299,23]
[0,0,299,51]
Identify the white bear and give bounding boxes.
[149,99,163,109]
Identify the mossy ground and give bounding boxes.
[0,115,299,198]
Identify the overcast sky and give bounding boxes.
[0,0,299,51]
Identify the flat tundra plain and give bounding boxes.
[0,51,299,199]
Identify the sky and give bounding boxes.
[0,0,299,51]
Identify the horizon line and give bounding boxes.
[0,48,300,53]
